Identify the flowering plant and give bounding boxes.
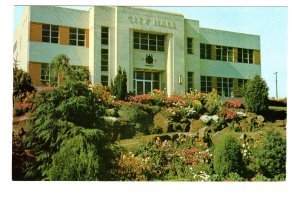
[224,99,243,108]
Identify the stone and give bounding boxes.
[198,126,208,139]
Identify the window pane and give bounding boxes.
[52,25,58,31]
[78,41,85,46]
[78,29,85,34]
[78,34,85,40]
[42,36,50,42]
[70,28,77,33]
[51,38,58,43]
[145,72,152,80]
[69,40,76,45]
[135,71,143,79]
[153,73,159,81]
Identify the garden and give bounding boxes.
[12,55,286,181]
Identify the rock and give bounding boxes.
[189,119,206,133]
[256,115,265,124]
[199,126,208,138]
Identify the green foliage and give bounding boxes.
[213,133,244,178]
[13,66,34,102]
[204,89,223,115]
[256,131,286,178]
[47,128,114,181]
[118,104,154,134]
[111,66,127,100]
[244,75,269,114]
[23,69,112,180]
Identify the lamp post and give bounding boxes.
[274,72,278,100]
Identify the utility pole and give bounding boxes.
[274,72,278,100]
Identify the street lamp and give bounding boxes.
[274,72,278,100]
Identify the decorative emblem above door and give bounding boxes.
[145,54,154,66]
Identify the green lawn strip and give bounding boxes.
[268,106,287,111]
[117,132,180,151]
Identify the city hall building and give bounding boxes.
[13,6,261,97]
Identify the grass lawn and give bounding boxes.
[269,106,287,111]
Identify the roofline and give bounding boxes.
[200,27,260,37]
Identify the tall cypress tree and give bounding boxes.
[111,66,127,100]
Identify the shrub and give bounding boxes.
[13,66,35,103]
[118,104,153,134]
[204,89,223,115]
[256,131,286,179]
[213,133,245,178]
[153,112,172,133]
[224,99,243,109]
[111,66,127,100]
[244,75,269,114]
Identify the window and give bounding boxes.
[42,24,59,43]
[133,32,165,52]
[187,72,194,91]
[200,76,212,93]
[133,71,160,95]
[101,49,108,71]
[217,77,234,97]
[101,27,109,45]
[238,79,248,88]
[40,63,57,85]
[238,48,253,64]
[101,75,108,86]
[69,28,85,46]
[200,43,211,59]
[216,46,234,62]
[187,38,193,54]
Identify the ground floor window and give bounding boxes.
[200,76,212,93]
[101,75,108,86]
[40,63,58,85]
[133,71,160,95]
[217,77,234,97]
[187,72,194,92]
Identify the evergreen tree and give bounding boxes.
[13,66,34,102]
[244,75,269,114]
[111,66,127,100]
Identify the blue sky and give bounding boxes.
[14,6,288,98]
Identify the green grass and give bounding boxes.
[269,106,287,111]
[117,132,180,151]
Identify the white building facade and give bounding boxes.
[13,6,261,97]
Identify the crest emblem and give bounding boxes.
[145,54,154,66]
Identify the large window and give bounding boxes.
[40,63,57,85]
[187,72,194,91]
[42,24,59,43]
[200,76,212,93]
[238,48,253,64]
[69,28,85,46]
[101,49,108,71]
[134,32,164,52]
[216,46,234,62]
[133,71,160,95]
[217,77,234,97]
[200,43,211,59]
[187,38,193,54]
[101,27,109,45]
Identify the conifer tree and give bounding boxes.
[111,66,127,100]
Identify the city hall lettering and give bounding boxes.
[128,15,177,29]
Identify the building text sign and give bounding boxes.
[128,15,177,29]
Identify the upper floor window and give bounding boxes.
[187,38,193,54]
[216,46,234,62]
[101,27,109,45]
[200,43,211,59]
[134,32,164,52]
[42,24,59,43]
[238,48,253,64]
[69,28,85,46]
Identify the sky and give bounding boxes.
[13,6,287,98]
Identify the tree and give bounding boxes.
[22,62,116,180]
[256,131,286,179]
[244,75,269,114]
[13,66,34,102]
[213,133,245,178]
[111,66,127,100]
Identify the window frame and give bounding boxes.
[238,48,254,64]
[42,24,59,44]
[133,32,165,52]
[200,43,212,59]
[217,77,234,97]
[187,37,193,54]
[200,76,212,93]
[187,72,194,91]
[101,27,109,45]
[101,48,109,72]
[69,27,85,46]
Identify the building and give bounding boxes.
[13,6,261,97]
